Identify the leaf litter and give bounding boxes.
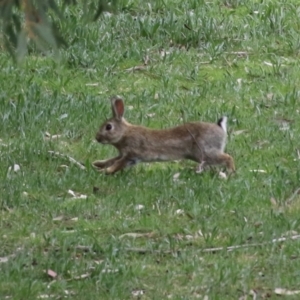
[119,232,155,239]
[274,288,300,296]
[67,189,87,200]
[44,132,62,141]
[46,269,57,279]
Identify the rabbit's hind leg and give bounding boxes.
[195,152,235,174]
[213,153,235,173]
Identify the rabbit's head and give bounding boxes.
[96,96,127,145]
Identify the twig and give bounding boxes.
[225,51,250,56]
[125,247,174,254]
[124,234,300,255]
[125,65,146,72]
[156,202,161,215]
[201,234,300,253]
[48,151,86,170]
[285,188,300,205]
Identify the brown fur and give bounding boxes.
[93,96,235,174]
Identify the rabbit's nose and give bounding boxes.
[95,132,102,143]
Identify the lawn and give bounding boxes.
[1,0,300,299]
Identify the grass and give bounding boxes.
[1,0,300,298]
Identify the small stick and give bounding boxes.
[124,234,300,255]
[224,51,250,56]
[285,188,300,205]
[48,151,86,170]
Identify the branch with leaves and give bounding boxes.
[0,0,117,60]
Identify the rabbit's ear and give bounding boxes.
[111,96,124,120]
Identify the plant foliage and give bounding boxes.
[0,0,117,60]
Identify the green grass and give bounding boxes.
[1,0,300,298]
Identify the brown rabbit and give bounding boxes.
[93,96,235,175]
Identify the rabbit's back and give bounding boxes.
[115,122,225,163]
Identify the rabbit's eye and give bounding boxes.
[106,124,112,131]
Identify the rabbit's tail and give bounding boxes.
[217,116,227,133]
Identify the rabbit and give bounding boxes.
[93,96,235,175]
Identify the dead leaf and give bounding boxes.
[67,189,87,200]
[270,197,277,206]
[94,260,104,265]
[282,230,298,237]
[159,49,171,58]
[57,165,69,171]
[134,204,144,211]
[249,289,257,300]
[232,129,247,136]
[132,289,145,297]
[44,132,62,141]
[73,273,91,280]
[175,209,184,215]
[154,93,159,100]
[237,78,242,87]
[143,55,150,65]
[266,93,274,100]
[85,83,99,86]
[250,169,267,173]
[101,268,119,274]
[0,256,9,263]
[263,61,273,67]
[275,117,293,131]
[279,123,290,131]
[52,216,64,221]
[8,164,20,172]
[146,113,155,118]
[47,269,57,279]
[275,288,300,295]
[37,295,55,299]
[58,113,68,120]
[173,172,180,182]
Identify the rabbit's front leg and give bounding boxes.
[93,155,121,170]
[105,157,129,174]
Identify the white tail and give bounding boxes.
[217,116,227,133]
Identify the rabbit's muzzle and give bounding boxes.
[95,133,106,144]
